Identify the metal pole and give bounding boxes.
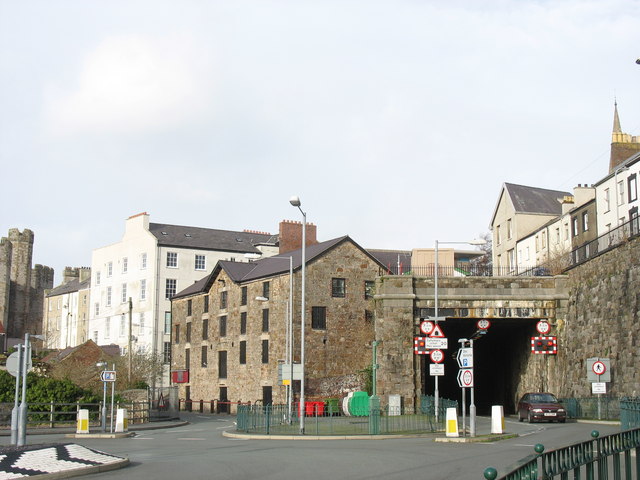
[287,256,293,424]
[17,333,30,446]
[101,366,107,432]
[300,209,306,435]
[11,344,23,444]
[462,382,466,437]
[469,339,476,437]
[372,341,379,396]
[110,363,116,433]
[434,240,439,422]
[128,297,133,386]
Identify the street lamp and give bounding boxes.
[432,238,486,422]
[255,254,294,422]
[289,195,306,434]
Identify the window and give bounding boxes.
[604,188,611,212]
[564,223,569,240]
[201,346,208,367]
[572,217,579,237]
[526,246,530,261]
[107,262,113,277]
[202,318,208,340]
[166,279,177,299]
[332,278,346,297]
[219,316,227,337]
[629,174,637,202]
[121,283,127,304]
[106,287,112,307]
[122,257,128,274]
[312,306,326,330]
[241,286,247,306]
[262,282,270,299]
[187,299,192,317]
[262,309,269,332]
[195,254,206,271]
[364,281,375,299]
[555,227,560,244]
[218,351,227,379]
[93,331,99,343]
[94,303,100,316]
[164,311,171,334]
[240,312,247,334]
[203,295,209,313]
[120,314,126,337]
[220,291,227,309]
[261,340,269,364]
[140,279,146,300]
[96,272,101,286]
[239,341,247,364]
[541,234,546,249]
[496,225,501,245]
[508,249,515,269]
[185,348,190,369]
[163,342,171,363]
[618,180,625,205]
[139,312,145,333]
[141,252,147,270]
[175,324,180,343]
[186,322,192,342]
[167,252,178,268]
[582,212,589,232]
[507,219,512,239]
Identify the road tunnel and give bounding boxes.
[421,317,540,415]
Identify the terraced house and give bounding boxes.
[170,235,385,409]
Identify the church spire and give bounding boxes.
[613,99,622,134]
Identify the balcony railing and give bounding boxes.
[569,216,640,268]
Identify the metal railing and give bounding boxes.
[236,397,457,436]
[621,398,640,431]
[560,397,621,421]
[484,428,640,480]
[382,264,551,277]
[569,216,640,269]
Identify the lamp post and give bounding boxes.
[433,238,486,422]
[255,254,294,422]
[289,195,306,434]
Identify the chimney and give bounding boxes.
[561,195,575,215]
[279,220,318,254]
[62,267,79,285]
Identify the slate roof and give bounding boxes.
[148,223,277,254]
[504,183,571,215]
[173,236,387,299]
[368,249,412,272]
[46,277,91,297]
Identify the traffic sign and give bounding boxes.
[429,324,445,338]
[100,371,116,382]
[536,321,551,335]
[531,336,557,354]
[6,350,32,378]
[457,369,473,388]
[430,349,444,364]
[592,361,606,376]
[430,364,444,376]
[456,348,473,368]
[592,382,607,394]
[420,320,435,335]
[414,337,429,355]
[587,358,611,382]
[477,319,491,330]
[424,338,448,349]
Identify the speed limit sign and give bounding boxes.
[420,320,435,335]
[477,319,491,330]
[430,349,444,364]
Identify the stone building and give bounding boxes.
[0,228,53,348]
[170,235,385,408]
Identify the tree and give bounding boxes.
[470,232,493,274]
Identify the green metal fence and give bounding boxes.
[484,428,640,480]
[621,398,640,431]
[560,397,620,421]
[236,396,458,436]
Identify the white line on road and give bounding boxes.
[178,438,207,441]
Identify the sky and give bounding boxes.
[1,0,639,285]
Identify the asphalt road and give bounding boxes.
[0,414,622,480]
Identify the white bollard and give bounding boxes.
[445,407,459,437]
[491,405,504,434]
[115,408,128,432]
[76,409,90,434]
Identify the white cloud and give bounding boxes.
[43,34,213,136]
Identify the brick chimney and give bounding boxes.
[279,220,318,254]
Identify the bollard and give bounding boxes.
[76,409,90,434]
[115,409,128,433]
[445,407,459,437]
[491,405,504,434]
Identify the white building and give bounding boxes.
[88,213,278,383]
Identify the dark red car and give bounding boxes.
[517,392,567,423]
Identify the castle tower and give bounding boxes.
[609,101,640,173]
[0,238,12,335]
[7,229,35,338]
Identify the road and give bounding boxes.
[0,414,622,480]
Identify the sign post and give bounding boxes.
[587,357,610,420]
[457,339,476,437]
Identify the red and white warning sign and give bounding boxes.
[420,320,434,335]
[429,324,445,338]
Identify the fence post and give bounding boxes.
[199,399,204,413]
[49,401,54,428]
[211,400,215,414]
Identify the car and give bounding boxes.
[517,392,567,423]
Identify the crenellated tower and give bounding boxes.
[609,101,640,173]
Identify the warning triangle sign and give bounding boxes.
[429,324,445,338]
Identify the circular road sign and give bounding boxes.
[592,361,606,376]
[477,319,491,330]
[430,349,444,364]
[6,351,32,377]
[536,321,551,335]
[420,320,435,335]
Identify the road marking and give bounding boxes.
[132,437,155,440]
[178,437,207,441]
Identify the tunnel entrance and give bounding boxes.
[420,317,539,415]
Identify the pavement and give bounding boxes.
[0,419,188,479]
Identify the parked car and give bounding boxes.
[517,392,567,423]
